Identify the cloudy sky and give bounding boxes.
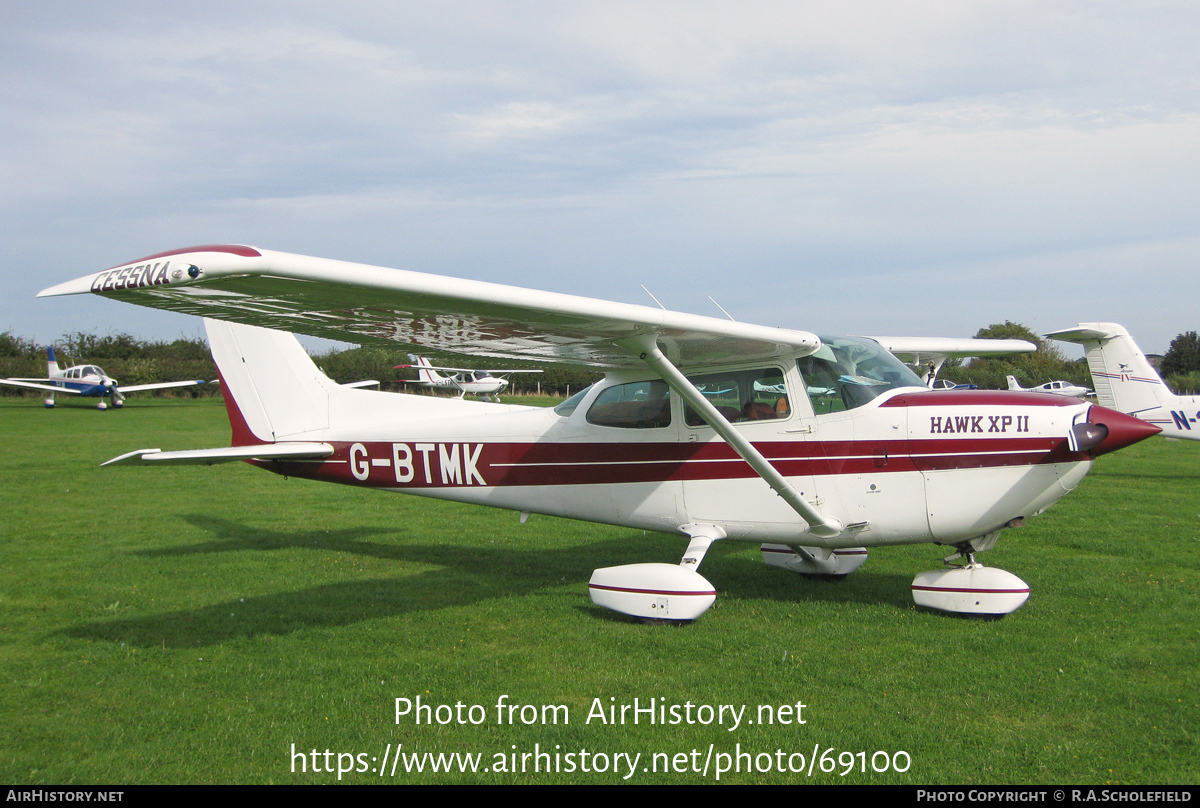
[2,1,1197,356]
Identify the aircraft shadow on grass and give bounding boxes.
[64,515,914,648]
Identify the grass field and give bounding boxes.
[1,397,1197,784]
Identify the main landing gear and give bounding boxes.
[588,525,722,622]
[911,540,1030,619]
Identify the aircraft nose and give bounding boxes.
[1086,405,1162,456]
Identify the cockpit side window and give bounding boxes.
[797,336,924,415]
[585,380,672,429]
[684,367,789,426]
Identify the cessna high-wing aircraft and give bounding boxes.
[39,245,1159,620]
[1006,376,1093,398]
[396,355,542,401]
[1047,323,1199,440]
[0,346,207,409]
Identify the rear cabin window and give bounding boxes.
[684,368,790,426]
[585,380,672,429]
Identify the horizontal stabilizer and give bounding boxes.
[102,443,333,467]
[1043,325,1123,343]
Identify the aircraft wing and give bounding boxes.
[394,364,543,374]
[39,245,820,368]
[0,379,84,395]
[102,443,334,466]
[867,336,1037,359]
[117,380,207,393]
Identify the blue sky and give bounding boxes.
[2,2,1198,356]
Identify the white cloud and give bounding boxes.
[1,2,1197,351]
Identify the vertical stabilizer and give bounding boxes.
[1045,323,1171,414]
[1006,375,1021,391]
[205,319,338,444]
[46,347,60,376]
[410,355,445,385]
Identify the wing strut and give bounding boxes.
[619,334,843,539]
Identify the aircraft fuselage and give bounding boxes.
[257,372,1141,551]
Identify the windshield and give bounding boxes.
[553,385,593,417]
[798,336,924,414]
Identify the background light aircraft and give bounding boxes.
[1048,323,1200,440]
[40,245,1159,621]
[396,355,542,401]
[0,346,207,409]
[1006,376,1093,398]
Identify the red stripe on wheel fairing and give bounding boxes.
[588,583,716,596]
[911,585,1030,594]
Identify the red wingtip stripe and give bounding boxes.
[106,244,261,270]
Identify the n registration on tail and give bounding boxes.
[40,246,1160,621]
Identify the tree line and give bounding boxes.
[3,324,1199,398]
[0,332,602,397]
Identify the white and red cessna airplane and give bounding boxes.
[39,245,1160,620]
[1048,323,1199,440]
[0,346,207,409]
[396,355,542,401]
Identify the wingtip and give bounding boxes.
[38,275,99,298]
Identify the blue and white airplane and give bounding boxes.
[0,347,207,409]
[1047,323,1199,440]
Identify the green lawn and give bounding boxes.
[0,398,1196,784]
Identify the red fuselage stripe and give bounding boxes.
[589,584,716,596]
[263,437,1085,489]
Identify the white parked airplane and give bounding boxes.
[39,245,1159,620]
[1006,376,1093,398]
[397,355,542,401]
[0,346,207,409]
[1047,323,1199,440]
